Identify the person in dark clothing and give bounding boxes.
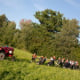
[59,58,65,67]
[70,61,75,69]
[41,56,47,64]
[38,56,45,65]
[64,59,70,68]
[48,57,54,66]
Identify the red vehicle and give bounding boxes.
[0,46,14,60]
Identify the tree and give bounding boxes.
[0,14,16,46]
[34,9,63,32]
[19,19,33,49]
[0,14,8,27]
[2,21,16,46]
[55,19,79,57]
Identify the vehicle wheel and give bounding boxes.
[11,56,15,61]
[0,53,5,60]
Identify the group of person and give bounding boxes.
[31,53,80,70]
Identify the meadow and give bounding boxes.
[0,48,80,80]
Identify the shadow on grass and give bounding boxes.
[15,58,31,63]
[6,57,31,63]
[0,71,9,80]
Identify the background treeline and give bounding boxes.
[0,9,80,61]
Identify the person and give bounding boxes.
[55,57,61,67]
[48,57,54,66]
[70,61,75,69]
[42,56,47,64]
[74,61,79,69]
[53,56,56,61]
[38,56,44,65]
[59,58,65,67]
[57,57,61,64]
[69,60,72,68]
[64,59,70,68]
[31,53,37,62]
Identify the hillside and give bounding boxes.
[0,49,80,80]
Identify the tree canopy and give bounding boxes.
[35,9,63,32]
[0,9,80,60]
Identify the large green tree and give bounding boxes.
[55,19,79,57]
[0,14,16,46]
[19,19,33,49]
[35,9,63,32]
[0,14,8,27]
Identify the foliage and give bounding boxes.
[34,9,63,32]
[54,19,79,57]
[0,9,80,60]
[0,14,8,27]
[0,14,16,46]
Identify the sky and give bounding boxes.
[0,0,80,28]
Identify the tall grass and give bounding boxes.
[0,48,80,80]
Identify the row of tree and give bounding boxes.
[0,9,80,60]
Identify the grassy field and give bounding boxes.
[0,48,80,80]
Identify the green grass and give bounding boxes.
[0,48,80,80]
